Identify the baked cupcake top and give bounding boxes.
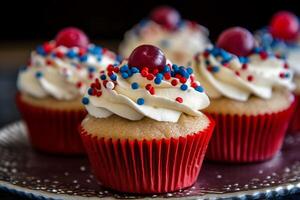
[119,6,209,66]
[17,27,118,101]
[193,27,294,102]
[256,11,300,76]
[82,45,210,123]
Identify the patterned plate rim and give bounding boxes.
[1,122,300,200]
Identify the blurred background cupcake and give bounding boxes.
[255,11,300,134]
[192,27,295,163]
[119,6,210,66]
[16,27,118,154]
[80,44,215,193]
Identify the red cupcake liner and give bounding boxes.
[80,118,215,194]
[16,93,87,155]
[205,101,295,163]
[288,94,300,134]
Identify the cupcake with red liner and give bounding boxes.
[256,11,300,134]
[80,44,215,193]
[119,6,210,66]
[16,27,118,154]
[192,27,295,163]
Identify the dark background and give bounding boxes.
[0,0,300,42]
[1,1,300,199]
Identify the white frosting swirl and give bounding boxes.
[192,47,295,101]
[119,20,210,66]
[18,43,117,100]
[84,61,210,122]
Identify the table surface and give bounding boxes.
[0,42,300,200]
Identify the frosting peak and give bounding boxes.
[17,41,118,100]
[192,46,295,101]
[83,61,210,122]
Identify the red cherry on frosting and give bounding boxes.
[150,6,181,30]
[55,27,89,49]
[128,45,167,72]
[216,27,255,57]
[270,11,299,41]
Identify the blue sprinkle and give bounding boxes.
[131,82,139,89]
[131,67,140,74]
[66,50,77,58]
[239,57,249,64]
[88,88,94,95]
[171,71,175,77]
[19,66,27,72]
[253,47,262,54]
[211,48,220,56]
[285,73,290,78]
[80,55,88,62]
[220,49,231,61]
[186,67,193,74]
[154,77,162,85]
[35,71,43,79]
[211,66,220,73]
[121,72,129,79]
[96,55,102,62]
[205,60,210,65]
[113,63,119,67]
[180,84,188,91]
[100,74,107,80]
[195,86,204,92]
[156,73,163,79]
[82,97,90,105]
[179,68,189,78]
[36,45,46,56]
[163,65,170,72]
[120,65,129,72]
[127,70,133,77]
[137,98,145,105]
[160,39,170,48]
[172,64,178,71]
[89,46,102,55]
[110,74,117,81]
[88,66,96,73]
[116,55,123,63]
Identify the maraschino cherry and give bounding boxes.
[128,45,166,72]
[150,6,181,30]
[216,27,255,57]
[270,11,299,41]
[55,27,89,49]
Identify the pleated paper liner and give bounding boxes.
[205,100,295,163]
[288,94,300,134]
[16,93,87,155]
[80,118,215,194]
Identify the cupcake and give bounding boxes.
[192,27,295,163]
[119,6,210,66]
[16,27,118,154]
[80,45,215,193]
[256,11,300,134]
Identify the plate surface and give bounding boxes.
[0,122,300,200]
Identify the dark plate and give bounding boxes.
[0,122,300,200]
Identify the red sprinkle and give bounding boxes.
[103,80,108,88]
[191,82,198,88]
[164,73,171,80]
[147,73,155,80]
[76,81,82,88]
[141,70,148,77]
[46,59,53,66]
[171,79,178,86]
[175,74,182,79]
[43,42,54,54]
[108,71,113,76]
[55,51,64,58]
[179,77,187,84]
[203,51,210,58]
[259,52,268,60]
[96,91,102,97]
[88,73,94,79]
[242,63,248,70]
[114,67,120,73]
[279,72,285,78]
[284,63,289,69]
[152,69,159,75]
[235,71,240,76]
[190,75,195,82]
[107,64,114,72]
[78,48,86,56]
[247,75,254,82]
[176,97,183,103]
[145,84,152,90]
[149,87,155,95]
